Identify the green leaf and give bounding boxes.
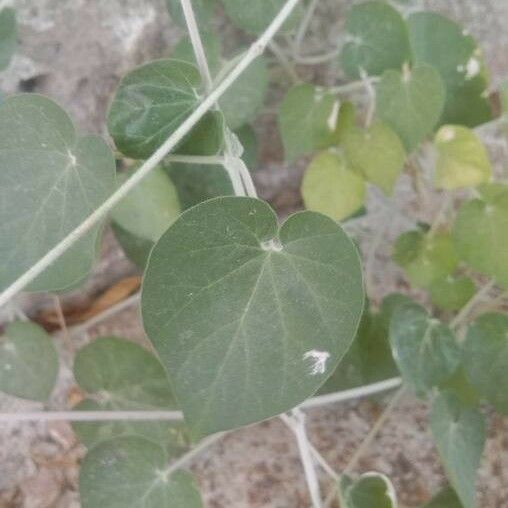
[73,337,182,449]
[422,486,463,508]
[320,295,402,395]
[279,84,340,161]
[0,321,58,402]
[173,34,268,129]
[221,0,302,34]
[389,303,460,395]
[164,162,233,210]
[0,94,116,293]
[463,313,508,415]
[393,230,458,288]
[302,151,365,222]
[80,436,202,508]
[376,64,445,152]
[0,7,16,71]
[107,59,223,159]
[165,0,215,28]
[452,192,508,288]
[340,472,397,508]
[342,121,406,195]
[112,223,154,270]
[341,1,411,79]
[235,124,258,170]
[429,392,486,508]
[439,367,479,409]
[333,101,357,144]
[408,12,492,127]
[434,125,491,189]
[111,166,181,243]
[429,275,475,311]
[142,196,364,436]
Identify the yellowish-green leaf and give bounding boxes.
[302,151,365,222]
[343,121,406,195]
[429,275,475,311]
[434,125,491,189]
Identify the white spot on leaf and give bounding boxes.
[465,57,480,79]
[303,349,330,375]
[327,100,340,132]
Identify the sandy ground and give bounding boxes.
[0,0,507,506]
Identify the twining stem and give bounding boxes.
[450,279,497,330]
[324,387,406,507]
[166,154,225,165]
[180,0,214,93]
[282,409,323,508]
[0,0,304,308]
[292,0,319,59]
[52,294,73,352]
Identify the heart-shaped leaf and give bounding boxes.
[0,7,16,71]
[0,94,116,293]
[107,59,223,160]
[302,151,365,222]
[376,64,445,152]
[221,0,302,34]
[279,84,340,161]
[111,166,181,243]
[389,303,460,395]
[0,321,58,402]
[434,125,491,189]
[80,436,202,508]
[422,486,463,508]
[142,196,364,436]
[342,121,406,195]
[341,1,411,79]
[340,472,397,508]
[429,275,475,311]
[463,313,508,415]
[166,0,215,28]
[430,392,485,508]
[393,230,458,288]
[408,12,491,127]
[72,337,184,449]
[452,190,508,288]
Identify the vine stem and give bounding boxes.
[0,0,304,309]
[281,409,323,508]
[324,387,406,507]
[292,0,319,59]
[450,279,497,330]
[166,154,225,165]
[0,377,402,422]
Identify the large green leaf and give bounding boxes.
[376,64,445,152]
[107,59,223,159]
[166,0,215,27]
[340,472,397,508]
[173,34,268,129]
[463,313,508,415]
[221,0,302,34]
[279,84,340,161]
[112,223,154,270]
[0,94,116,293]
[422,486,463,508]
[342,121,406,195]
[393,230,458,288]
[429,392,486,508]
[0,321,58,402]
[72,337,183,449]
[0,7,16,71]
[341,1,411,79]
[80,436,202,508]
[111,166,181,243]
[389,303,460,395]
[142,196,364,436]
[408,12,491,127]
[452,190,508,288]
[434,125,491,189]
[302,151,365,222]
